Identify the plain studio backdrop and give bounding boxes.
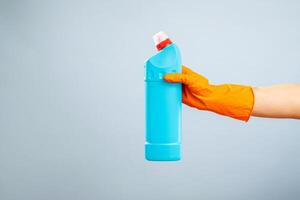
[1,0,300,200]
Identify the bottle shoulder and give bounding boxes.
[144,44,182,82]
[145,44,181,70]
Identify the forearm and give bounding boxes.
[252,84,300,119]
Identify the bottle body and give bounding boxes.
[144,44,182,161]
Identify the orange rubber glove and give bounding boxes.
[164,66,255,121]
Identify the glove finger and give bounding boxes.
[164,73,189,84]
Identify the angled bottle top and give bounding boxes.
[145,32,181,82]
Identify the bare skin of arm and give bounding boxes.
[252,84,300,119]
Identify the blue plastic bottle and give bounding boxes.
[145,32,182,161]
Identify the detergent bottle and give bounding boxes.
[144,31,182,161]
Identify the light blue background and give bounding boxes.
[1,1,300,200]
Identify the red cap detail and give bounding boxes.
[156,38,172,51]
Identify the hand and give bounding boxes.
[164,66,254,121]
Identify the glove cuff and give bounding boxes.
[205,84,255,122]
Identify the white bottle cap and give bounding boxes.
[153,31,169,46]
